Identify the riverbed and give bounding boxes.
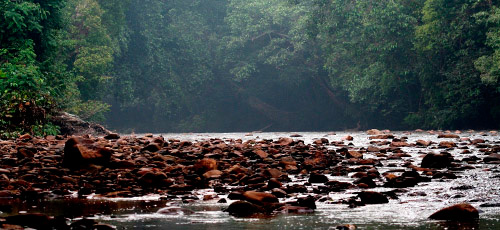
[1,131,500,229]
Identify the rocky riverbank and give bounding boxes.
[0,130,499,229]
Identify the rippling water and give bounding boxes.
[2,131,500,229]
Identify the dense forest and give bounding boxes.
[1,0,500,136]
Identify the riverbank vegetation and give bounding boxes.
[2,0,500,136]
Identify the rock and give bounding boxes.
[353,177,376,188]
[416,140,432,147]
[104,133,120,140]
[5,213,53,230]
[390,141,409,147]
[366,146,380,152]
[203,169,223,179]
[484,153,500,163]
[296,196,317,209]
[421,153,453,169]
[308,173,329,183]
[1,224,24,230]
[70,218,97,229]
[369,134,394,140]
[277,137,294,146]
[336,224,357,230]
[225,201,266,217]
[264,168,285,179]
[243,191,279,204]
[367,129,384,135]
[253,149,268,159]
[51,112,111,136]
[278,205,314,214]
[157,206,195,215]
[429,203,479,220]
[142,143,161,152]
[267,178,283,189]
[438,134,460,138]
[18,133,32,140]
[271,188,287,198]
[439,141,457,148]
[357,191,389,204]
[346,151,363,159]
[63,137,113,169]
[342,135,354,141]
[17,148,35,160]
[280,157,297,168]
[193,158,217,174]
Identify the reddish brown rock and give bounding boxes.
[267,178,283,189]
[416,140,432,147]
[63,137,112,169]
[369,135,394,140]
[142,143,161,152]
[193,158,217,174]
[429,203,479,220]
[346,151,363,159]
[391,142,409,147]
[342,135,354,141]
[439,141,457,148]
[366,129,384,135]
[203,170,223,179]
[438,134,460,139]
[243,191,279,204]
[277,137,294,146]
[254,149,269,159]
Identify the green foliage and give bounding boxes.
[413,0,499,129]
[0,0,65,138]
[3,0,500,134]
[307,0,421,127]
[475,6,500,92]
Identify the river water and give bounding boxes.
[2,131,500,229]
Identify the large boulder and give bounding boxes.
[429,203,479,220]
[421,153,453,169]
[51,112,111,136]
[357,191,389,204]
[225,201,266,217]
[243,191,279,204]
[63,137,112,169]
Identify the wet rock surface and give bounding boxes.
[0,130,499,228]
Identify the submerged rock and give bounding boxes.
[429,203,479,220]
[225,201,267,217]
[357,191,389,204]
[157,206,195,215]
[421,153,453,169]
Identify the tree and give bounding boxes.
[0,0,66,137]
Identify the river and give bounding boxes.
[1,131,500,229]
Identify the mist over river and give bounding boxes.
[2,131,500,229]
